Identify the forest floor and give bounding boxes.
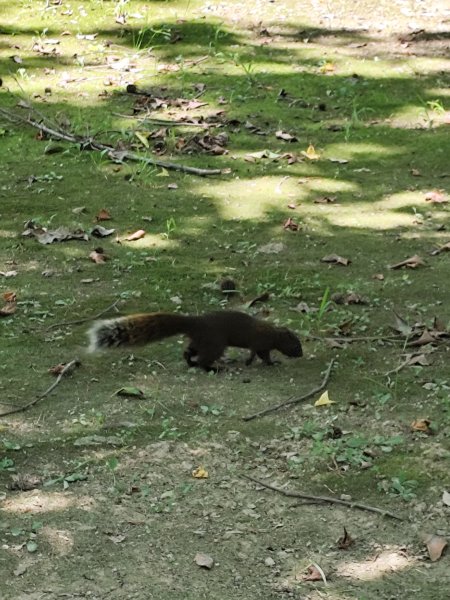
[0,1,449,598]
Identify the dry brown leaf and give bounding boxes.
[389,255,425,269]
[48,363,68,376]
[321,253,351,266]
[0,302,16,317]
[283,217,299,231]
[91,225,115,238]
[337,527,354,550]
[424,534,447,562]
[89,249,108,264]
[126,229,146,241]
[3,291,17,302]
[303,563,327,583]
[95,209,112,221]
[410,418,432,433]
[408,329,438,347]
[405,353,430,366]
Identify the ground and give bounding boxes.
[0,0,449,598]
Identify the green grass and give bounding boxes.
[1,1,450,598]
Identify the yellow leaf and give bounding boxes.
[301,144,320,160]
[320,62,335,73]
[156,168,170,177]
[314,390,334,406]
[192,466,209,479]
[134,131,149,148]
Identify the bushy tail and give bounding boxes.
[88,312,192,352]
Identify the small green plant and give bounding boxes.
[159,417,183,440]
[378,474,417,502]
[163,217,177,239]
[316,286,331,324]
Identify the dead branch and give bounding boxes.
[243,359,335,422]
[0,359,81,417]
[46,297,122,330]
[242,474,403,520]
[0,107,224,177]
[307,334,405,343]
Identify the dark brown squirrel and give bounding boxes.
[88,310,302,371]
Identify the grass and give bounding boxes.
[1,1,450,598]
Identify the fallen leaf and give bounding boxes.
[337,527,354,550]
[48,363,68,376]
[115,387,145,398]
[328,157,348,164]
[319,62,335,73]
[72,206,86,215]
[315,390,334,406]
[301,144,320,160]
[424,534,447,562]
[304,563,327,583]
[167,183,178,190]
[0,270,18,278]
[389,255,425,269]
[91,225,115,237]
[338,319,353,336]
[3,291,16,302]
[283,217,299,231]
[391,311,414,336]
[275,130,298,142]
[125,229,146,241]
[410,418,432,433]
[95,209,112,221]
[195,552,214,569]
[244,149,282,162]
[89,249,108,264]
[442,491,450,507]
[321,253,351,266]
[372,273,385,280]
[408,329,438,347]
[411,168,421,176]
[405,353,431,366]
[425,190,447,204]
[192,466,209,479]
[0,302,17,317]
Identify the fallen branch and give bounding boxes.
[46,297,122,330]
[242,474,403,520]
[243,359,335,421]
[0,107,224,177]
[307,334,405,343]
[0,359,81,417]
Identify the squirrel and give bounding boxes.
[88,310,302,371]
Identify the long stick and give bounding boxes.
[0,359,81,417]
[0,108,224,177]
[46,298,122,330]
[242,474,402,520]
[243,359,335,422]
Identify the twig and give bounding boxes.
[0,359,81,417]
[112,113,209,128]
[46,297,122,330]
[242,474,403,520]
[243,359,335,422]
[307,334,405,343]
[0,107,224,177]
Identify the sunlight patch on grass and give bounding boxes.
[336,550,415,581]
[1,490,95,514]
[197,176,359,220]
